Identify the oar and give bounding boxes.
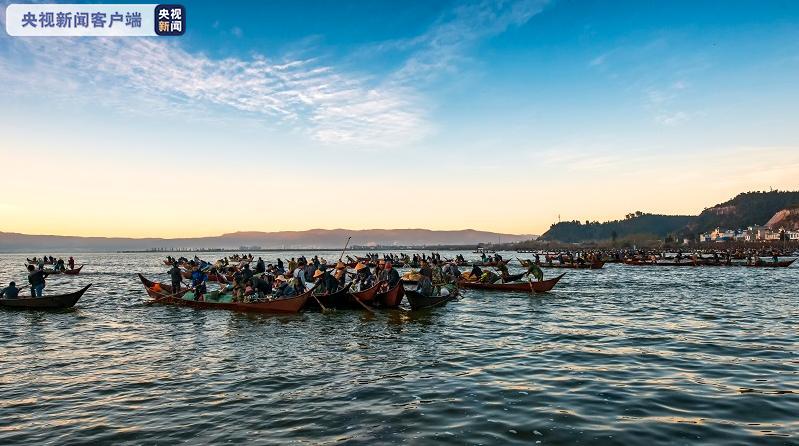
[312,293,330,313]
[146,285,194,305]
[350,293,376,313]
[338,236,352,261]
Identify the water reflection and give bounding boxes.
[0,252,797,444]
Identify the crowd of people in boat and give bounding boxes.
[2,256,79,299]
[518,248,793,265]
[158,250,550,303]
[164,254,409,302]
[26,255,77,272]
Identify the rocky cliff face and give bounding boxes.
[765,208,799,230]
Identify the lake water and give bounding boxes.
[1,252,797,445]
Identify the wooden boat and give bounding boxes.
[137,274,310,313]
[306,282,354,310]
[0,284,91,310]
[459,273,565,293]
[543,261,604,269]
[472,259,509,268]
[375,281,405,308]
[40,265,84,275]
[520,257,604,269]
[406,288,457,311]
[348,281,382,305]
[747,259,796,268]
[623,259,795,268]
[64,265,84,275]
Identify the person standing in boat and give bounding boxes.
[276,258,285,273]
[1,282,21,299]
[168,262,183,295]
[68,256,75,270]
[255,257,266,274]
[191,266,208,300]
[27,265,47,297]
[293,258,308,290]
[241,263,254,283]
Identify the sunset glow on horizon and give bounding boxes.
[2,0,798,238]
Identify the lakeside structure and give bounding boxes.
[699,226,799,243]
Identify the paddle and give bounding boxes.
[338,236,352,261]
[145,285,195,305]
[312,293,330,312]
[350,293,376,313]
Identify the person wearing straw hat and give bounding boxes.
[273,275,292,297]
[314,267,339,294]
[353,262,374,291]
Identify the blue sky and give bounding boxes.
[1,0,798,237]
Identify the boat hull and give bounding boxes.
[138,274,309,313]
[0,284,91,309]
[375,282,405,308]
[459,273,565,293]
[406,289,456,310]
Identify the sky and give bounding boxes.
[1,0,798,238]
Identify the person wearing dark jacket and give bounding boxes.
[379,262,401,288]
[313,268,340,294]
[168,264,183,294]
[1,282,21,298]
[27,265,47,297]
[255,257,266,274]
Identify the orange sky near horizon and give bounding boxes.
[2,144,797,238]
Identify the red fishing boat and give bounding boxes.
[375,281,405,308]
[348,281,383,305]
[138,274,310,313]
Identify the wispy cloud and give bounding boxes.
[0,0,544,147]
[391,0,547,84]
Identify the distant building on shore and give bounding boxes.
[699,226,797,243]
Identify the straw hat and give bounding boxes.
[313,269,324,279]
[276,275,286,282]
[336,261,346,270]
[355,262,367,271]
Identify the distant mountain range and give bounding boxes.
[0,228,536,253]
[540,191,799,243]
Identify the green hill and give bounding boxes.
[686,191,799,234]
[540,213,694,243]
[539,190,799,243]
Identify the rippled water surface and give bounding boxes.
[1,252,798,445]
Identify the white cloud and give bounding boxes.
[0,0,545,147]
[654,111,689,126]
